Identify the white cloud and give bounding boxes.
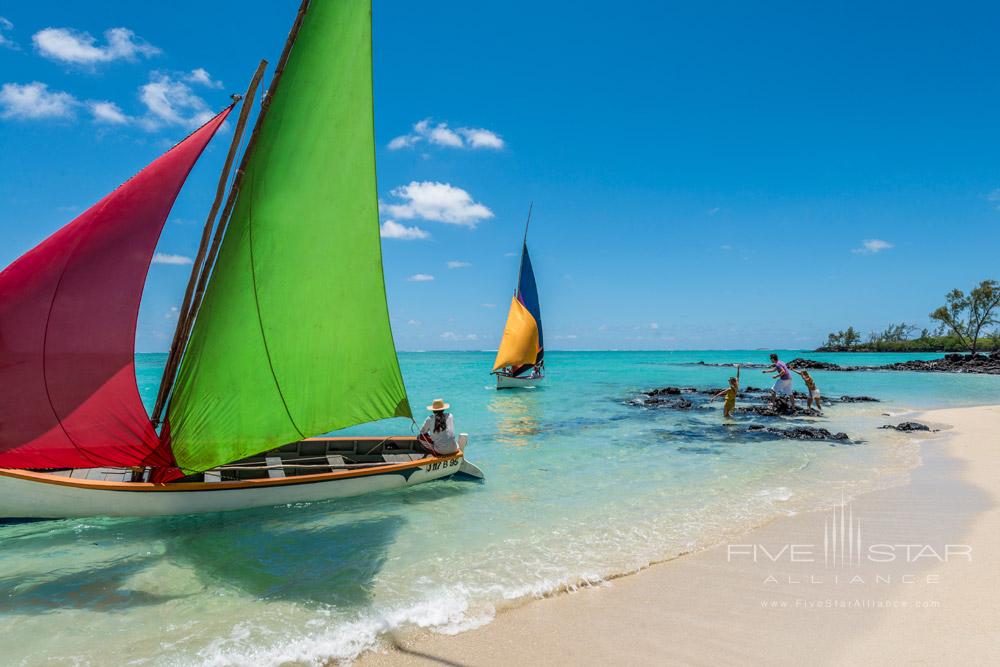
[89,100,129,124]
[851,239,893,255]
[186,68,223,89]
[152,252,193,265]
[0,82,77,119]
[458,127,504,149]
[481,303,497,308]
[379,219,429,240]
[447,260,471,269]
[387,134,420,150]
[407,319,422,326]
[33,27,159,65]
[5,70,221,131]
[381,181,493,227]
[720,244,733,251]
[388,118,504,151]
[440,331,479,341]
[407,273,435,282]
[649,322,659,330]
[428,123,463,147]
[139,73,213,129]
[165,306,179,319]
[0,17,15,49]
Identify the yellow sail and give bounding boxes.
[492,296,540,371]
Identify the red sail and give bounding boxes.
[0,108,231,469]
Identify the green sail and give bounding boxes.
[166,0,411,473]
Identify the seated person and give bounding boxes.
[418,398,459,455]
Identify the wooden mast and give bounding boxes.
[152,0,315,424]
[151,60,267,424]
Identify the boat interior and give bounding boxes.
[44,436,460,484]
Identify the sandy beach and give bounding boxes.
[360,405,1000,666]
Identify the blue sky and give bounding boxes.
[2,1,998,351]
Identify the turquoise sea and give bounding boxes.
[2,351,999,666]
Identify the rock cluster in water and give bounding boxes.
[631,386,875,411]
[735,394,821,417]
[627,386,873,443]
[879,421,933,432]
[787,352,1000,375]
[747,424,850,441]
[694,352,1000,375]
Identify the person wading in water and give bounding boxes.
[711,364,741,418]
[792,368,822,412]
[763,353,794,407]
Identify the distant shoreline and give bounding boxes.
[816,347,996,353]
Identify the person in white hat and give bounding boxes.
[418,398,459,455]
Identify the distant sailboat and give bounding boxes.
[0,0,482,519]
[492,207,545,389]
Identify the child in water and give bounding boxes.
[711,364,741,418]
[791,368,822,412]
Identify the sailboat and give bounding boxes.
[0,0,482,519]
[492,207,545,389]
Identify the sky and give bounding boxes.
[1,1,999,351]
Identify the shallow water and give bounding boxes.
[3,351,998,666]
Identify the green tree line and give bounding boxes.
[818,280,1000,354]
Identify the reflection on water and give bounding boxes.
[488,392,543,447]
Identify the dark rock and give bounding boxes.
[694,361,768,369]
[788,358,843,370]
[735,392,819,417]
[629,395,694,409]
[737,404,822,418]
[631,385,878,414]
[790,355,1000,375]
[879,422,932,432]
[747,424,851,441]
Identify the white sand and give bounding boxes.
[358,405,1000,666]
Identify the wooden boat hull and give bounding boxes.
[495,373,544,389]
[0,440,483,519]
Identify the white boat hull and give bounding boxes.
[0,451,483,519]
[495,373,544,389]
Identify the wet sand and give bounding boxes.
[359,405,1000,666]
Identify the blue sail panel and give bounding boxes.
[512,243,543,376]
